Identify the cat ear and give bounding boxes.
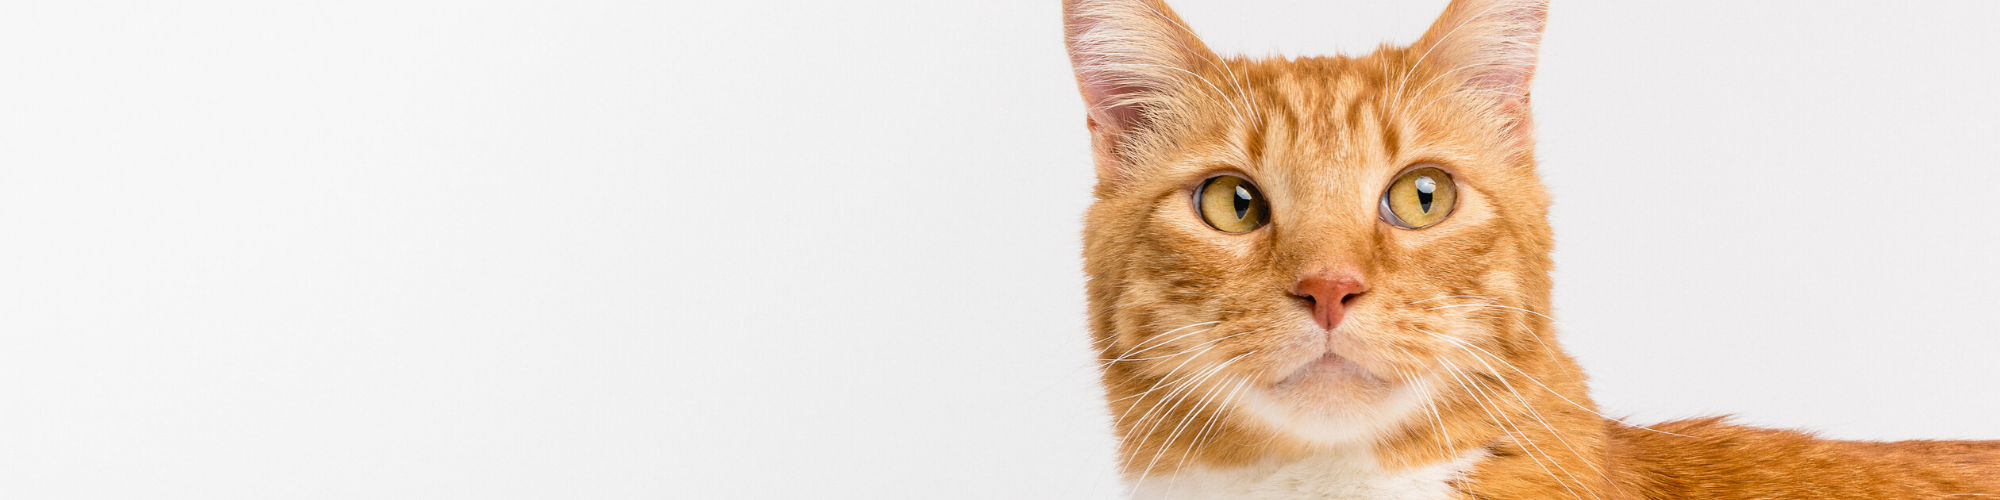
[1411,0,1547,125]
[1063,0,1221,181]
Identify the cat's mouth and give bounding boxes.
[1236,347,1418,445]
[1273,352,1382,390]
[1223,319,1431,445]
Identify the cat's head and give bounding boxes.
[1069,0,1586,475]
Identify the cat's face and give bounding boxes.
[1071,0,1566,471]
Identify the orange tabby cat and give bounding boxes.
[1062,0,2000,498]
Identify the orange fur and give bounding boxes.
[1063,0,2000,498]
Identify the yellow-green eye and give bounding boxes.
[1197,175,1270,233]
[1379,166,1457,229]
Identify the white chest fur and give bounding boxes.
[1128,449,1484,500]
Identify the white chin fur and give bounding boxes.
[1234,358,1435,447]
[1129,445,1486,500]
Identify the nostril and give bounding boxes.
[1292,271,1369,331]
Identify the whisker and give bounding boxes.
[1101,328,1266,365]
[1424,302,1558,323]
[1440,362,1588,500]
[1423,332,1623,492]
[1407,294,1501,305]
[1119,351,1247,442]
[1422,328,1699,439]
[1106,320,1223,362]
[1466,373,1594,499]
[1414,377,1456,460]
[1111,343,1226,432]
[1128,353,1252,490]
[1167,373,1255,499]
[1143,358,1252,495]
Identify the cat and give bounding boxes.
[1061,0,2000,499]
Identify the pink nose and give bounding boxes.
[1294,272,1368,330]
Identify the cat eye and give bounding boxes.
[1379,166,1457,229]
[1196,175,1270,233]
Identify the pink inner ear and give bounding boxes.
[1080,81,1146,134]
[1417,0,1546,112]
[1064,2,1136,135]
[1064,14,1155,135]
[1063,0,1219,138]
[1469,54,1534,95]
[1466,62,1535,114]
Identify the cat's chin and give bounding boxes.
[1275,353,1376,389]
[1238,352,1431,446]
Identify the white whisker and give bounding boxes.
[1407,294,1501,305]
[1105,320,1224,363]
[1111,343,1226,432]
[1422,330,1625,494]
[1422,327,1698,439]
[1102,328,1266,365]
[1424,302,1557,323]
[1128,353,1252,488]
[1441,362,1589,500]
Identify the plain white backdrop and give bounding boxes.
[3,1,1997,498]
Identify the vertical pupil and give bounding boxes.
[1414,176,1435,213]
[1233,184,1252,219]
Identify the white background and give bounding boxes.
[3,1,1997,498]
